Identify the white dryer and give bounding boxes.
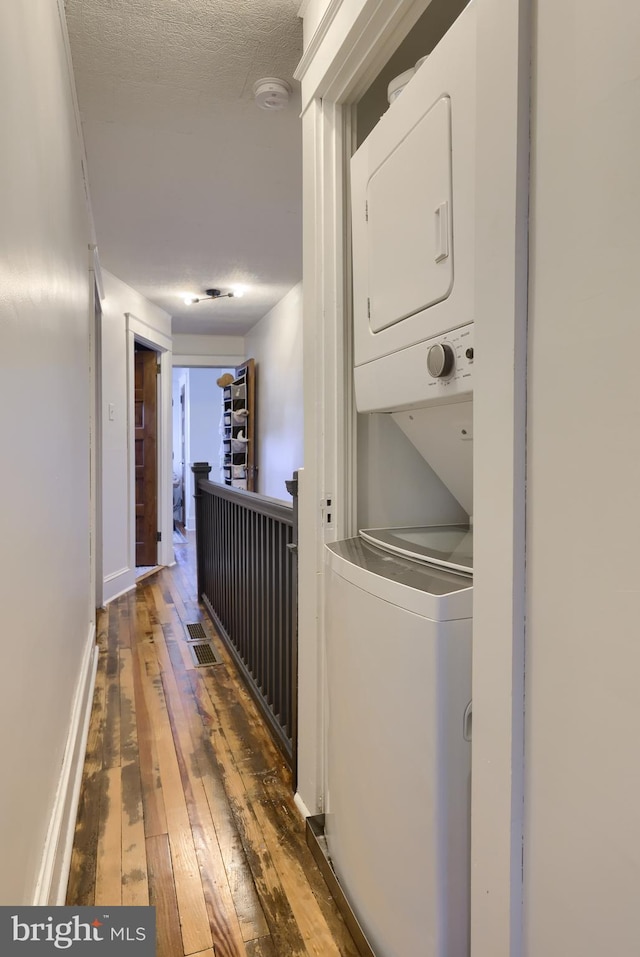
[351,1,477,414]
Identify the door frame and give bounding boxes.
[170,360,244,530]
[89,268,103,609]
[126,312,173,570]
[179,382,187,526]
[294,2,530,956]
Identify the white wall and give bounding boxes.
[172,369,187,478]
[0,0,93,903]
[100,269,171,601]
[524,2,640,953]
[244,284,304,501]
[184,368,226,529]
[172,333,244,367]
[357,413,467,529]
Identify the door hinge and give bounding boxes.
[367,298,371,319]
[156,363,161,375]
[156,531,162,542]
[365,201,368,222]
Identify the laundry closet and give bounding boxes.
[321,3,476,956]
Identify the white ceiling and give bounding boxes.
[64,0,303,336]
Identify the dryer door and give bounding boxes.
[367,94,453,333]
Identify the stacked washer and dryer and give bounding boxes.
[324,6,477,957]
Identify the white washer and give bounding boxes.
[325,536,472,957]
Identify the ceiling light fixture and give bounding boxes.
[183,288,236,305]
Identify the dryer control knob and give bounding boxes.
[427,342,455,378]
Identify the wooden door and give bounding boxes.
[135,346,158,566]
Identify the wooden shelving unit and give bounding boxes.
[221,358,256,491]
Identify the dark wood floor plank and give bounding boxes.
[132,589,168,839]
[147,833,184,957]
[157,592,269,944]
[65,766,105,906]
[162,618,195,674]
[96,604,109,650]
[149,581,171,626]
[190,675,308,957]
[119,644,138,766]
[186,670,271,944]
[163,569,190,623]
[95,765,123,906]
[118,635,149,906]
[205,660,283,773]
[258,774,361,957]
[153,624,250,957]
[121,758,149,906]
[232,760,347,956]
[138,609,213,956]
[65,610,109,905]
[119,588,133,650]
[245,937,277,957]
[103,600,122,770]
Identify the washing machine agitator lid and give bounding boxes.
[359,524,472,575]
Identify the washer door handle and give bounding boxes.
[463,700,472,742]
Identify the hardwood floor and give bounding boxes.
[67,536,359,957]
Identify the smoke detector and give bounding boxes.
[253,77,291,111]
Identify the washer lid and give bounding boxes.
[326,537,472,620]
[359,524,472,575]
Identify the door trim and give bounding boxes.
[89,270,103,610]
[126,313,173,570]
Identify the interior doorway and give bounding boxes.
[124,311,173,587]
[172,366,234,531]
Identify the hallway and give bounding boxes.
[66,536,358,957]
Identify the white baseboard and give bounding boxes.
[294,792,312,821]
[32,626,99,905]
[103,566,136,605]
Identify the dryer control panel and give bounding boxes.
[425,325,473,395]
[354,323,473,413]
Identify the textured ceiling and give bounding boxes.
[64,0,303,335]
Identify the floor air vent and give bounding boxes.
[185,622,208,642]
[188,642,220,667]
